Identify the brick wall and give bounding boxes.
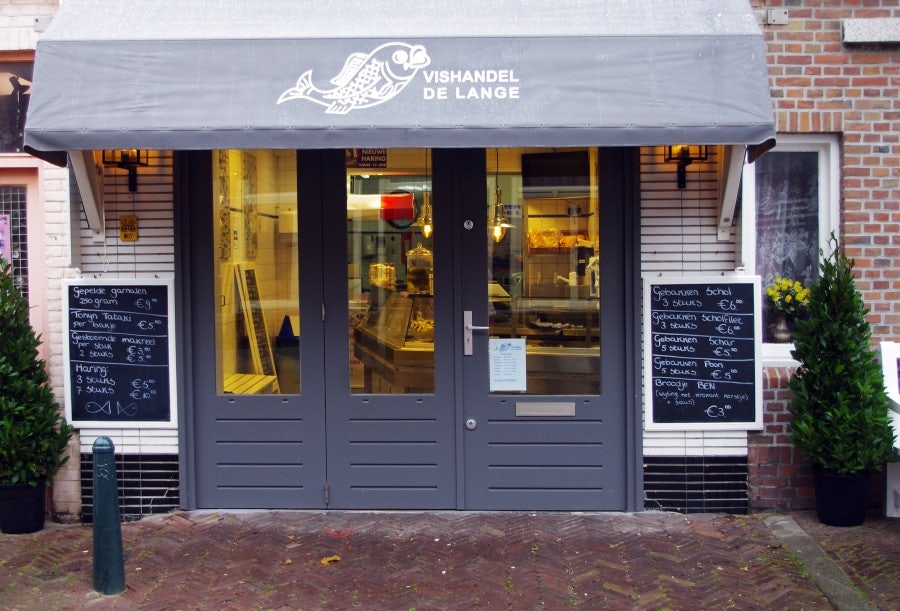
[749,0,899,510]
[749,368,815,510]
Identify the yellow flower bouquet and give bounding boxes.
[765,276,810,318]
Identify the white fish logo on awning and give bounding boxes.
[277,42,431,114]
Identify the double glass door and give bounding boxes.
[191,148,630,510]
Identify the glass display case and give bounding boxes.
[353,290,435,393]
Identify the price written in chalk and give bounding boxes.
[66,282,172,424]
[126,345,154,363]
[135,297,159,311]
[716,298,743,311]
[129,377,159,400]
[646,279,759,426]
[705,404,732,418]
[138,318,164,331]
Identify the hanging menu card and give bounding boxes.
[643,276,762,430]
[63,279,177,427]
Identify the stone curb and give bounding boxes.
[764,514,876,611]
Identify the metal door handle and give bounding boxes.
[463,310,488,355]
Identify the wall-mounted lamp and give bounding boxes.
[102,149,148,192]
[664,145,708,189]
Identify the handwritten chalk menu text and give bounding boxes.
[64,279,176,426]
[644,276,762,430]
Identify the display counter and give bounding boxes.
[353,291,600,394]
[354,325,434,392]
[353,290,435,393]
[493,297,599,347]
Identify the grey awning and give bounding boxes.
[25,0,775,151]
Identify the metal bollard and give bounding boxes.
[92,436,125,595]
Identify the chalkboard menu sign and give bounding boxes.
[643,276,762,430]
[63,279,177,427]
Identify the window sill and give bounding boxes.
[762,342,799,368]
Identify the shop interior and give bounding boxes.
[212,148,601,396]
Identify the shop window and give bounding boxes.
[212,150,299,395]
[347,149,435,394]
[0,186,27,301]
[486,147,600,395]
[0,61,31,153]
[741,136,839,364]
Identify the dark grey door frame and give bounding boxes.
[175,147,642,511]
[177,150,329,509]
[453,147,641,510]
[174,150,201,510]
[323,149,459,509]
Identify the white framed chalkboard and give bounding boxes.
[62,278,177,428]
[643,275,763,431]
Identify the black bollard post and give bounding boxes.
[92,436,125,595]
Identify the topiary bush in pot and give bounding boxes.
[0,256,74,533]
[788,236,896,526]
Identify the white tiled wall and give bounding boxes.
[640,146,747,457]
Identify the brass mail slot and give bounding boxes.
[516,402,576,417]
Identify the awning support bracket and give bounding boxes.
[717,145,746,241]
[68,151,105,243]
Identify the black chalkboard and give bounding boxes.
[644,276,762,429]
[64,280,175,425]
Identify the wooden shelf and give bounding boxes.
[224,373,279,394]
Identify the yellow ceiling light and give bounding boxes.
[490,185,513,243]
[412,190,434,238]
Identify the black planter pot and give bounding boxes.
[813,468,870,527]
[0,479,46,534]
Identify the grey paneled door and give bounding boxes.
[190,150,327,509]
[459,148,631,510]
[323,148,456,509]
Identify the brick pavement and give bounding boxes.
[0,510,896,609]
[791,511,899,611]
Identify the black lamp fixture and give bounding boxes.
[664,145,708,189]
[102,149,148,192]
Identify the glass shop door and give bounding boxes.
[191,150,328,509]
[331,148,631,510]
[325,148,456,508]
[458,148,630,510]
[190,147,632,511]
